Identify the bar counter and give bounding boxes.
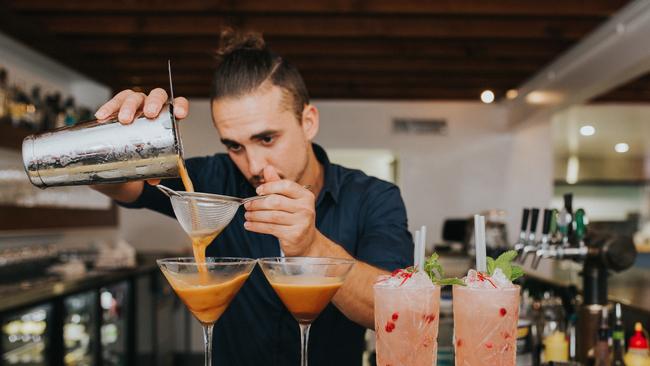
[0,253,161,314]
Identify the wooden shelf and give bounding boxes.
[0,204,118,231]
[0,122,32,151]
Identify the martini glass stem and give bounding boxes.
[202,323,215,366]
[299,323,311,366]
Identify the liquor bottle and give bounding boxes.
[612,303,626,365]
[30,86,45,131]
[0,67,8,123]
[594,308,611,366]
[63,97,77,126]
[542,296,568,362]
[625,323,650,366]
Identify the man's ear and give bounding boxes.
[301,104,319,141]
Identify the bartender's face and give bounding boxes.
[211,83,319,187]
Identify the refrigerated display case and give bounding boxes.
[100,281,130,366]
[63,291,97,366]
[1,305,50,366]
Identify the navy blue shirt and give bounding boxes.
[121,144,412,365]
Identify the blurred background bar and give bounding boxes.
[1,0,650,365]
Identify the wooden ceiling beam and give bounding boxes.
[35,15,599,39]
[114,73,524,87]
[66,37,570,59]
[7,0,627,17]
[112,84,498,100]
[84,57,543,73]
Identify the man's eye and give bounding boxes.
[228,144,242,152]
[261,136,275,145]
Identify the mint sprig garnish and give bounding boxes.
[424,253,465,286]
[486,250,524,281]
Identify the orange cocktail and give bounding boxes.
[164,272,250,324]
[157,257,256,366]
[259,257,355,366]
[270,278,343,324]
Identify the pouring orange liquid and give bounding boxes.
[178,158,214,275]
[270,277,343,324]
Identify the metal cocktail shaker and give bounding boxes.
[22,105,183,188]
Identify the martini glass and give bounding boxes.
[258,257,355,366]
[157,257,256,366]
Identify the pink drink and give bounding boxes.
[452,285,520,366]
[374,272,441,366]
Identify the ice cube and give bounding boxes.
[401,271,435,289]
[463,268,514,289]
[491,268,514,289]
[374,270,434,288]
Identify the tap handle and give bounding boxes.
[530,208,540,236]
[563,193,573,214]
[542,209,553,235]
[520,208,530,232]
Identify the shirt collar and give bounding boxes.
[312,143,340,204]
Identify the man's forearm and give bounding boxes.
[307,232,387,329]
[90,181,144,203]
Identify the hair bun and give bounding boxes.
[216,28,266,59]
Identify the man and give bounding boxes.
[93,30,412,365]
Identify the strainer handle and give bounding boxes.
[240,195,267,205]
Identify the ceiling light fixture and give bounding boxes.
[506,89,518,100]
[480,90,495,104]
[614,143,629,153]
[580,125,596,136]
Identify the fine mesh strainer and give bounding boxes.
[156,185,265,238]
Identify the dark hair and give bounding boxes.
[211,29,310,122]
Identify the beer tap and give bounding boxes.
[513,199,638,364]
[558,193,574,247]
[532,209,554,269]
[514,208,531,259]
[520,208,540,264]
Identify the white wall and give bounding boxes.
[118,99,554,251]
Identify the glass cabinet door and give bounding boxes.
[100,281,129,366]
[2,305,51,366]
[63,291,97,366]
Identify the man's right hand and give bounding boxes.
[91,88,190,202]
[94,88,189,124]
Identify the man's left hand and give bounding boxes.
[243,166,319,257]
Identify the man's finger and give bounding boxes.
[244,194,298,213]
[95,90,133,120]
[146,179,161,186]
[263,166,282,183]
[244,210,293,225]
[118,92,146,124]
[173,97,190,119]
[243,221,284,237]
[257,180,309,199]
[143,88,168,118]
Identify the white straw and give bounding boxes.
[418,225,427,272]
[474,215,487,273]
[413,229,421,269]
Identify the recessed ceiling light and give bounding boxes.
[580,125,596,136]
[480,90,495,104]
[614,143,629,153]
[506,89,518,100]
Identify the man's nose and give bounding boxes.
[246,149,266,178]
